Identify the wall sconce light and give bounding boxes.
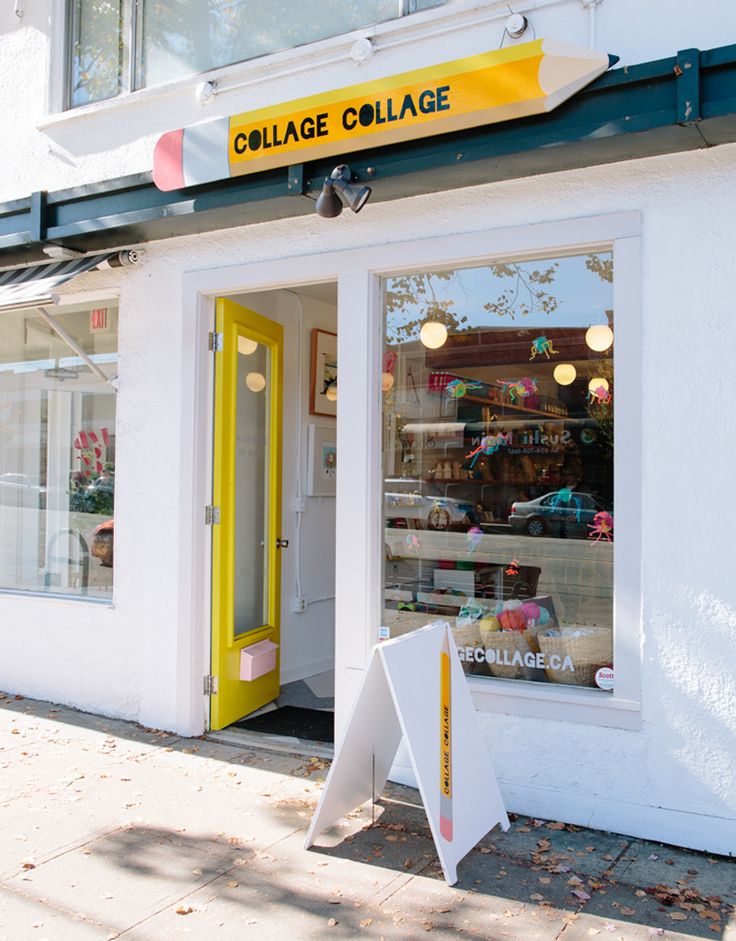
[315,165,371,218]
[238,336,258,356]
[588,376,609,393]
[325,380,338,402]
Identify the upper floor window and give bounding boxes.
[69,0,447,108]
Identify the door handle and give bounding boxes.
[276,538,289,549]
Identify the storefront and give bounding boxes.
[0,1,735,856]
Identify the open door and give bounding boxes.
[210,298,283,731]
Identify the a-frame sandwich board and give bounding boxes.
[305,621,509,885]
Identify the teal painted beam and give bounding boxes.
[0,42,735,266]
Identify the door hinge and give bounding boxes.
[205,505,220,525]
[203,674,218,695]
[208,331,223,352]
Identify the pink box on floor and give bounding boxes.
[240,639,278,681]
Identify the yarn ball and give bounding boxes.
[504,599,523,611]
[498,609,527,633]
[519,602,540,622]
[479,616,501,634]
[538,606,551,625]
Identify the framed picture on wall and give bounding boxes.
[307,424,337,497]
[310,329,337,417]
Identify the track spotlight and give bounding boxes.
[315,165,371,218]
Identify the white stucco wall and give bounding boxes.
[0,1,735,853]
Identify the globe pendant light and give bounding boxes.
[585,325,613,352]
[553,363,577,385]
[420,321,448,349]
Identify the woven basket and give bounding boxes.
[538,627,612,687]
[481,629,542,680]
[452,620,489,676]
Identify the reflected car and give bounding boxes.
[509,491,611,538]
[0,473,43,508]
[385,479,473,531]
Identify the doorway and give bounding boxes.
[209,286,337,744]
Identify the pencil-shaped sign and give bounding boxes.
[439,626,453,842]
[153,39,616,191]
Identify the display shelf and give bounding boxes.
[460,393,568,419]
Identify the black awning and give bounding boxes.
[0,250,139,311]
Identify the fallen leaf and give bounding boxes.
[176,906,193,915]
[669,912,688,921]
[568,877,584,886]
[619,907,635,916]
[647,854,659,861]
[226,880,238,888]
[572,890,592,901]
[539,877,551,885]
[479,847,492,854]
[21,862,35,870]
[359,919,373,928]
[327,918,338,927]
[530,894,545,901]
[635,890,647,898]
[547,822,566,830]
[537,839,551,851]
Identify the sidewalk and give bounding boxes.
[0,693,733,941]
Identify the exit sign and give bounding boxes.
[90,308,109,331]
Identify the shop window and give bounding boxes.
[68,0,448,108]
[0,302,118,600]
[381,253,615,691]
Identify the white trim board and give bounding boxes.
[501,781,736,858]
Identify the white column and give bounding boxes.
[334,270,382,741]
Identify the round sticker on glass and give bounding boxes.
[595,666,614,690]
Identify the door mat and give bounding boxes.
[232,706,334,744]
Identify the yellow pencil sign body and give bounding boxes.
[440,626,453,842]
[153,40,614,191]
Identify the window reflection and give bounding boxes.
[0,303,118,599]
[382,253,614,690]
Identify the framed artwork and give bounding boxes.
[310,329,337,417]
[307,424,337,497]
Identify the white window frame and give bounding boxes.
[180,209,641,738]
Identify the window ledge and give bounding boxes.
[0,588,114,608]
[40,0,545,134]
[468,676,641,731]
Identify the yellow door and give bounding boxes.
[210,298,283,730]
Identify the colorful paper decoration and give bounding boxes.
[466,526,483,553]
[506,558,521,576]
[446,379,482,399]
[529,336,559,360]
[496,377,537,403]
[550,487,583,522]
[588,511,613,543]
[587,384,612,405]
[405,533,421,554]
[465,433,510,468]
